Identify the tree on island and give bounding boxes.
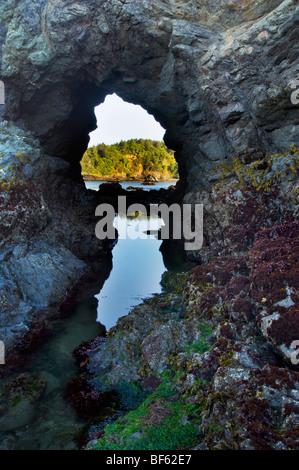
[81,139,178,180]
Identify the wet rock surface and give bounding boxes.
[0,372,46,432]
[0,0,298,452]
[93,181,179,208]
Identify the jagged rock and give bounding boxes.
[0,0,298,450]
[0,372,46,432]
[0,122,109,354]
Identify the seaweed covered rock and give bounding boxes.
[201,365,299,450]
[184,146,299,262]
[84,147,299,450]
[0,372,46,432]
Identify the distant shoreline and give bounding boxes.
[82,174,179,183]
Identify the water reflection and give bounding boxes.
[96,212,166,330]
[85,180,177,192]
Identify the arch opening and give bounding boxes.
[80,93,180,190]
[11,76,187,191]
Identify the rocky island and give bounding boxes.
[81,138,178,182]
[0,0,298,452]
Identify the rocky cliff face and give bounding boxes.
[0,0,298,451]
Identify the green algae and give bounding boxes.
[211,146,299,196]
[87,318,213,451]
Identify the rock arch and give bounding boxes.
[0,0,298,189]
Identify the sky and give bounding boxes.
[88,93,165,147]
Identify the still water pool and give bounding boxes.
[95,211,166,330]
[86,180,172,331]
